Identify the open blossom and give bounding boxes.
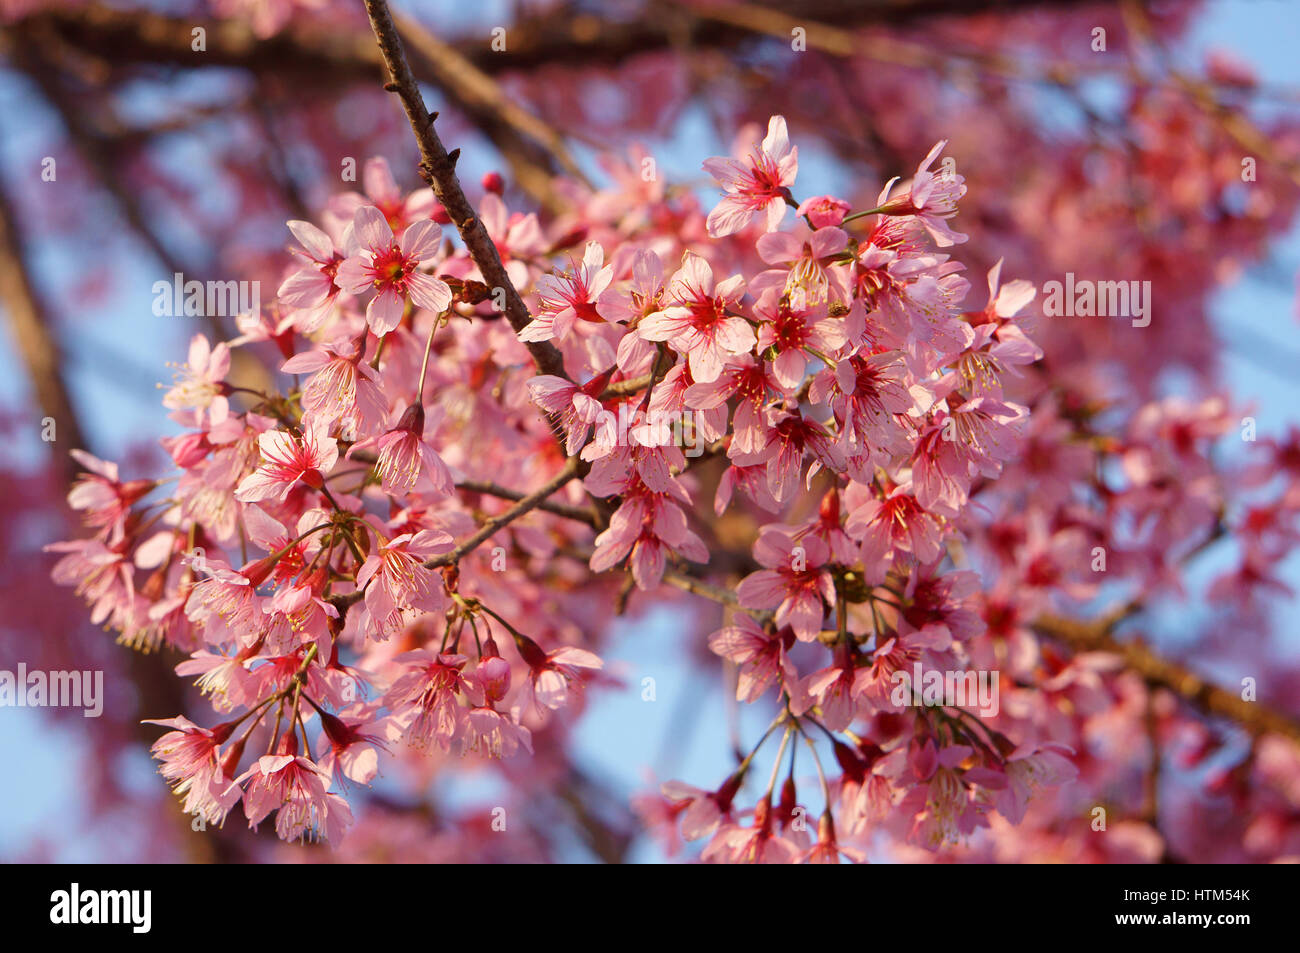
[335,206,452,334]
[526,373,608,455]
[46,537,135,629]
[66,450,154,543]
[875,139,967,247]
[837,741,903,834]
[361,403,454,497]
[475,191,546,289]
[792,644,858,731]
[811,351,917,465]
[845,482,945,583]
[710,614,798,703]
[460,705,533,759]
[799,813,866,864]
[329,156,435,233]
[598,247,665,323]
[235,420,339,502]
[703,796,803,864]
[316,706,386,786]
[993,743,1078,823]
[702,115,798,237]
[752,288,848,390]
[956,259,1041,396]
[730,405,845,502]
[736,528,835,641]
[277,219,345,329]
[175,647,256,711]
[685,354,774,453]
[902,741,985,847]
[356,529,454,640]
[185,553,276,641]
[518,241,613,342]
[281,337,386,430]
[145,716,241,823]
[750,225,850,310]
[385,650,478,751]
[638,252,754,384]
[163,334,231,426]
[237,740,353,844]
[511,633,604,721]
[662,775,744,841]
[590,489,709,590]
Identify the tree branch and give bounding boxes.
[330,456,583,612]
[456,478,597,525]
[0,177,88,479]
[1032,611,1300,744]
[7,1,1101,82]
[392,12,591,212]
[361,0,571,382]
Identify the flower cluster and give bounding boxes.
[51,123,1075,860]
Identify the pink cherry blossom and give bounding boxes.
[518,241,613,342]
[163,334,231,426]
[235,420,339,502]
[702,115,798,237]
[335,206,452,335]
[277,219,345,330]
[638,252,754,384]
[237,739,353,843]
[736,528,836,641]
[355,530,454,640]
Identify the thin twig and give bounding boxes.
[456,478,597,525]
[330,457,582,611]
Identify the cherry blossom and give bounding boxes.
[335,206,452,335]
[703,115,799,238]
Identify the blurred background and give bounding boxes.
[2,0,1299,862]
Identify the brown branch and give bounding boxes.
[456,478,597,525]
[392,13,591,211]
[600,373,654,399]
[1032,611,1300,744]
[360,0,569,383]
[7,1,1101,81]
[661,568,744,608]
[475,0,1101,74]
[0,178,87,480]
[426,457,582,568]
